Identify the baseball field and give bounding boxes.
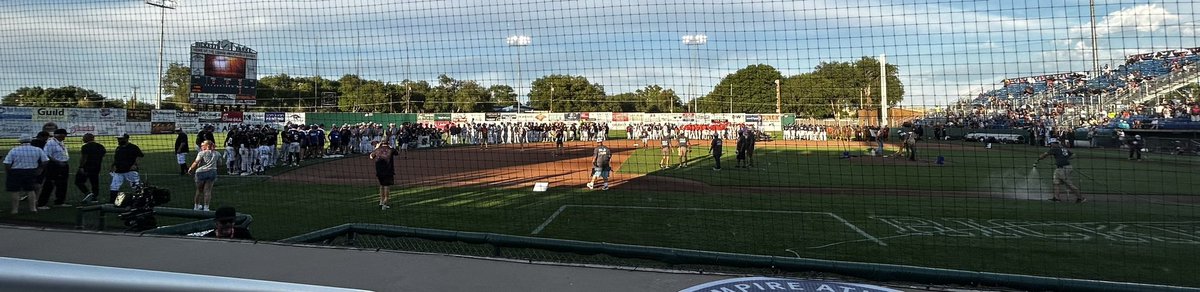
[2,133,1198,287]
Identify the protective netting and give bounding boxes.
[2,0,1199,288]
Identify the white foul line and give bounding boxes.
[530,205,570,235]
[529,204,887,246]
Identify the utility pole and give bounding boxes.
[775,79,781,114]
[146,0,176,109]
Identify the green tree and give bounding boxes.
[778,57,905,118]
[160,63,193,111]
[3,86,113,108]
[529,75,607,112]
[398,79,431,113]
[487,84,517,111]
[696,64,784,113]
[630,85,682,113]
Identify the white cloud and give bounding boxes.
[1069,4,1179,37]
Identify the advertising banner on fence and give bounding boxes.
[564,112,581,121]
[177,111,199,123]
[417,113,436,123]
[151,122,177,134]
[127,109,152,122]
[199,111,222,123]
[0,107,33,120]
[65,122,125,137]
[127,122,151,134]
[587,112,610,122]
[0,120,38,137]
[434,113,452,121]
[98,108,125,122]
[32,107,67,122]
[243,112,265,124]
[745,114,761,123]
[151,109,177,122]
[485,113,500,121]
[221,111,244,123]
[176,122,200,132]
[611,112,629,122]
[760,114,782,131]
[285,112,305,125]
[68,108,99,122]
[264,112,285,123]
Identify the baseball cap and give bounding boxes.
[116,132,130,139]
[18,134,33,143]
[53,129,68,135]
[1048,138,1059,144]
[214,206,237,221]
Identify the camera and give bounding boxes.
[114,184,171,232]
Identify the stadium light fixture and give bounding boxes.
[682,34,707,113]
[146,0,176,110]
[507,35,531,112]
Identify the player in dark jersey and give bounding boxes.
[708,134,723,171]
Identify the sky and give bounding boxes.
[0,0,1196,107]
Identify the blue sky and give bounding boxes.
[0,0,1196,107]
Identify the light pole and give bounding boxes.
[146,0,176,110]
[682,34,707,113]
[506,35,531,112]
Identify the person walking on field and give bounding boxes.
[38,129,72,209]
[187,140,222,211]
[586,138,612,191]
[108,133,144,204]
[1036,139,1085,203]
[76,134,106,204]
[708,134,723,171]
[370,141,399,210]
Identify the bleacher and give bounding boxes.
[954,47,1200,131]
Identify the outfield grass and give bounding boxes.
[2,135,1199,287]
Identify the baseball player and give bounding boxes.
[676,133,691,168]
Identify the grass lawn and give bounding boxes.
[2,135,1199,287]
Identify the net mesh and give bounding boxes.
[1,0,1199,288]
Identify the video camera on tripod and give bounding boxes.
[113,184,171,232]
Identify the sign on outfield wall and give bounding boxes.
[68,108,100,121]
[243,112,265,124]
[199,111,222,123]
[285,112,305,125]
[264,112,285,123]
[221,111,243,123]
[588,112,610,122]
[98,108,125,122]
[127,109,152,122]
[0,120,38,137]
[177,111,200,123]
[127,122,151,135]
[0,107,33,120]
[32,107,67,122]
[151,109,177,122]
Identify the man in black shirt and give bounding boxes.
[175,128,190,176]
[108,133,144,203]
[76,134,106,203]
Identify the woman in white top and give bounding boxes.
[187,140,223,211]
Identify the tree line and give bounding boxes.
[5,57,904,118]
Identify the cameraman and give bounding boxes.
[203,207,253,239]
